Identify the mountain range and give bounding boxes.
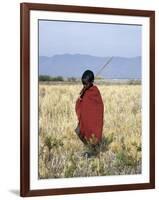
[39,54,141,79]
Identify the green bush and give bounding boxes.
[39,75,64,81]
[39,75,51,81]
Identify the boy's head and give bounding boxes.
[81,70,94,86]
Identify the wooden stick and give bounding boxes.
[95,57,113,77]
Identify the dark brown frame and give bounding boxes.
[20,2,155,197]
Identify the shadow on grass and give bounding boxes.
[100,135,113,152]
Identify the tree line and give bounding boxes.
[39,75,77,82]
[39,75,141,85]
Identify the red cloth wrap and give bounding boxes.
[75,85,104,142]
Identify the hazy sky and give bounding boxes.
[39,20,141,58]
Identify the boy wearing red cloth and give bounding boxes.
[75,70,104,157]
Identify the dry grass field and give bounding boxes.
[38,83,141,179]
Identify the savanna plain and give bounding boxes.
[39,83,141,179]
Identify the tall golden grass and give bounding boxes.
[39,84,141,179]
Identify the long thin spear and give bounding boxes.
[95,56,113,78]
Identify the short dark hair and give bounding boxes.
[81,70,94,85]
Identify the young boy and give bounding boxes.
[75,70,104,157]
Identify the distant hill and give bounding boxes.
[39,54,141,80]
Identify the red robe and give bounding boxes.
[75,85,104,143]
